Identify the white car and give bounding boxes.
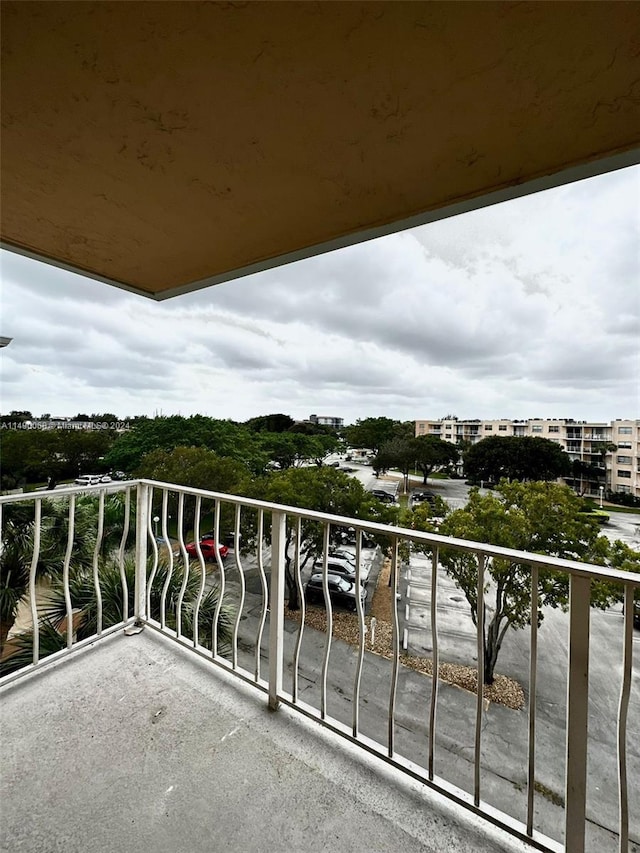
[75,474,107,486]
[75,475,100,486]
[314,556,371,583]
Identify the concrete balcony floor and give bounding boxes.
[0,630,534,853]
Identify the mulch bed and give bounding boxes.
[286,558,525,711]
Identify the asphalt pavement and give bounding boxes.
[217,464,640,850]
[225,572,638,852]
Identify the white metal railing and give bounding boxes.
[0,479,638,853]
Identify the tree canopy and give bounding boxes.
[436,480,622,683]
[249,466,397,608]
[343,417,399,453]
[463,436,571,484]
[245,413,295,433]
[104,415,260,473]
[0,428,117,489]
[373,435,458,486]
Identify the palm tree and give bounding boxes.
[0,497,97,654]
[0,491,138,655]
[0,556,234,676]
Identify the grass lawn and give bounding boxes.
[604,503,640,516]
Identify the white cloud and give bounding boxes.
[1,165,638,423]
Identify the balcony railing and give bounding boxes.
[0,480,638,853]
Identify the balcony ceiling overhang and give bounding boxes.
[1,1,639,301]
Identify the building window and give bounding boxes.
[548,425,560,433]
[498,425,507,431]
[617,470,632,478]
[531,425,543,433]
[418,424,425,433]
[484,425,493,431]
[617,485,631,494]
[617,456,632,464]
[618,426,633,434]
[618,441,632,449]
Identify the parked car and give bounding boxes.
[100,475,112,483]
[336,527,377,548]
[370,489,395,503]
[305,573,367,611]
[111,470,128,480]
[313,557,371,583]
[185,540,229,561]
[328,548,356,565]
[75,475,102,486]
[412,491,437,505]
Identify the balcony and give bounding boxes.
[1,481,639,853]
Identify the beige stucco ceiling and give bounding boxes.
[1,1,639,300]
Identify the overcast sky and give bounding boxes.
[1,165,638,425]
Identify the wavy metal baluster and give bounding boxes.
[388,536,400,758]
[62,494,76,648]
[175,493,191,637]
[526,564,539,836]
[159,489,174,630]
[617,583,634,852]
[474,552,486,808]
[193,495,206,648]
[29,499,42,664]
[320,522,332,721]
[352,528,366,737]
[117,487,130,623]
[212,500,226,658]
[146,488,160,620]
[428,546,439,780]
[231,504,246,669]
[92,489,105,634]
[255,509,269,682]
[292,517,305,701]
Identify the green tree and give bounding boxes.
[437,481,615,684]
[56,428,117,478]
[0,410,33,424]
[250,467,396,609]
[245,413,295,433]
[0,557,234,675]
[0,428,117,488]
[0,494,108,653]
[344,417,399,453]
[136,446,252,536]
[136,446,250,493]
[105,415,260,473]
[258,432,337,470]
[374,438,415,488]
[413,435,460,484]
[463,436,570,484]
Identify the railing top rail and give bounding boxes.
[0,481,135,503]
[2,479,638,586]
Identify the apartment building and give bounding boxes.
[309,414,344,429]
[415,417,640,498]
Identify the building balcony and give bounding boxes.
[1,481,639,853]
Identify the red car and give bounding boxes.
[185,540,229,561]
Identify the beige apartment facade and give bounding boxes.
[415,417,640,499]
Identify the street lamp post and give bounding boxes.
[598,486,604,509]
[153,515,160,537]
